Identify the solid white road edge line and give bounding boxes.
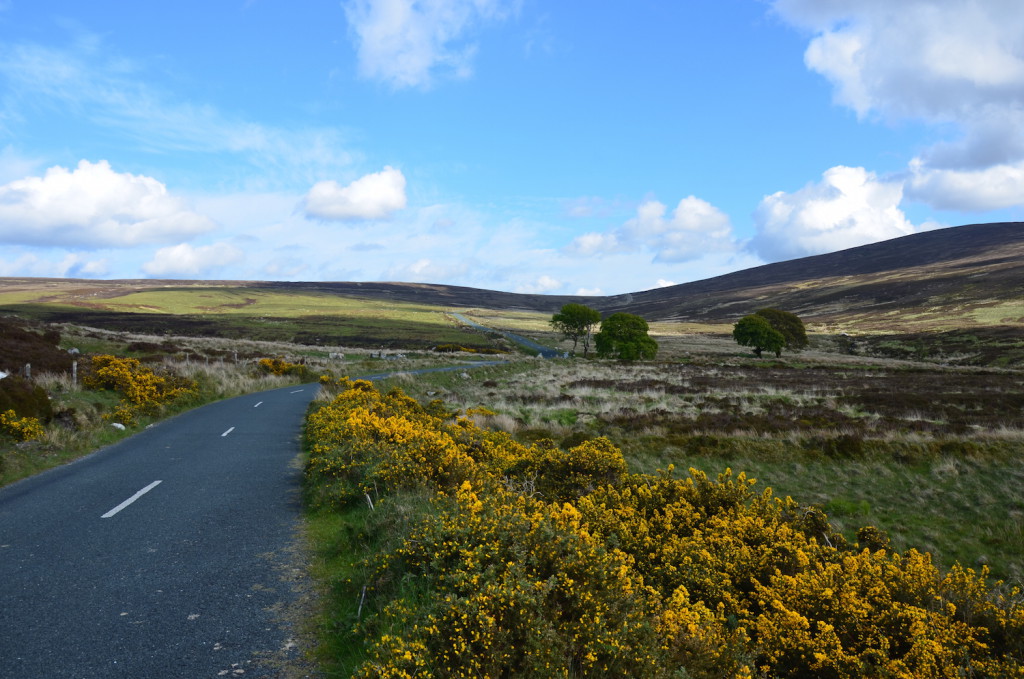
[101,480,163,519]
[290,389,304,394]
[222,427,235,437]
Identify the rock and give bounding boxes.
[111,422,126,431]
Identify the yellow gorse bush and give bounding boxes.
[258,357,303,376]
[305,380,1024,678]
[84,355,197,426]
[0,409,44,441]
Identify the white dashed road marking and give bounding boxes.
[101,480,162,519]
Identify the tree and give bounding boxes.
[594,313,658,360]
[755,308,808,351]
[550,303,602,357]
[733,314,785,358]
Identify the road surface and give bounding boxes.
[0,383,318,678]
[451,312,562,358]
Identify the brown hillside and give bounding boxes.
[267,222,1023,327]
[599,222,1024,325]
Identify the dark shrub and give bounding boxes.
[0,376,54,422]
[0,317,73,375]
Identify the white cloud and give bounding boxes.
[515,275,561,294]
[0,252,109,278]
[0,160,216,248]
[773,0,1024,121]
[575,287,603,296]
[655,279,676,288]
[142,242,243,277]
[303,166,407,220]
[567,231,622,256]
[384,256,470,282]
[567,195,735,263]
[751,165,916,261]
[624,196,734,262]
[343,0,517,89]
[906,159,1024,211]
[773,0,1024,210]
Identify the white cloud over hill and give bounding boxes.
[303,166,407,220]
[773,0,1024,212]
[0,160,215,248]
[142,242,243,277]
[567,196,735,263]
[751,166,916,261]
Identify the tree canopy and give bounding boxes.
[550,303,602,357]
[733,314,785,358]
[755,308,807,351]
[594,313,658,360]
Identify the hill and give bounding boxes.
[598,221,1024,328]
[0,222,1020,340]
[243,222,1024,329]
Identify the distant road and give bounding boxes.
[0,384,317,678]
[451,312,562,358]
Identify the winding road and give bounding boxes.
[451,312,562,358]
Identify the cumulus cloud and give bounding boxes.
[751,166,916,262]
[567,196,735,263]
[384,257,469,282]
[774,0,1024,121]
[0,252,109,278]
[515,275,561,294]
[772,0,1024,210]
[303,166,407,220]
[906,159,1024,212]
[344,0,517,89]
[142,242,243,277]
[0,160,216,248]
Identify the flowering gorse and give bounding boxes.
[258,357,303,376]
[305,379,1024,678]
[0,409,44,441]
[84,355,197,426]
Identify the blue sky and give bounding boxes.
[0,1,1022,294]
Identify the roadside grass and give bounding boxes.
[1,324,509,488]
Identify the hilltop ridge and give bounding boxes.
[1,222,1021,330]
[263,222,1024,326]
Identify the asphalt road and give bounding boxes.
[450,313,562,358]
[0,383,319,678]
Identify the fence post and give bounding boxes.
[24,363,30,381]
[72,360,78,385]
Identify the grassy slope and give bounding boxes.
[0,283,498,350]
